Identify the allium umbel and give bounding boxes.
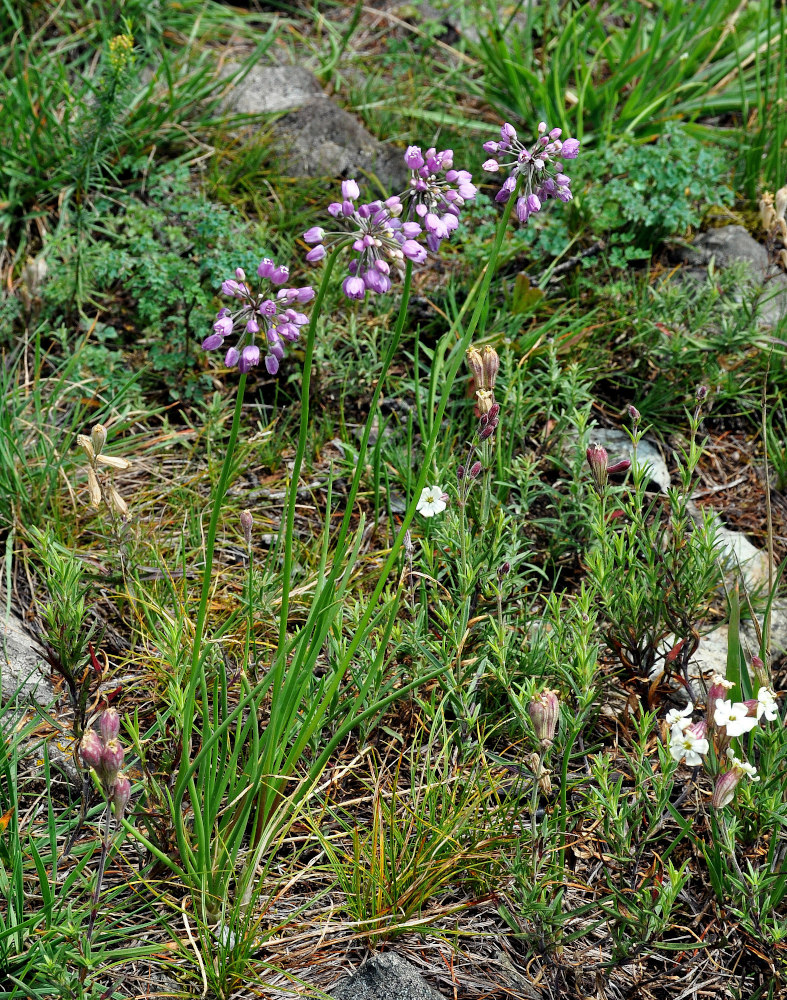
[204,261,314,375]
[400,146,476,252]
[483,121,579,224]
[303,179,426,299]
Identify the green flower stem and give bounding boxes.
[177,371,248,778]
[277,251,339,656]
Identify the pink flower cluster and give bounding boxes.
[204,260,314,375]
[79,708,131,817]
[401,145,476,252]
[483,121,579,224]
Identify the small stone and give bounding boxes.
[220,63,325,115]
[330,953,447,1000]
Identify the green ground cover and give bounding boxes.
[2,1,787,997]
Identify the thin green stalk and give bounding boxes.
[177,372,247,783]
[277,251,338,654]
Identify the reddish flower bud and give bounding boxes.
[528,689,560,746]
[240,509,254,546]
[469,461,483,478]
[712,769,742,809]
[80,730,104,771]
[110,774,131,817]
[481,346,500,389]
[586,443,609,491]
[627,405,640,424]
[100,740,125,785]
[606,458,631,475]
[99,708,120,744]
[479,425,495,441]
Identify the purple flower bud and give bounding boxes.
[213,314,233,337]
[549,127,562,140]
[303,227,325,244]
[343,275,366,299]
[225,347,240,368]
[404,145,424,169]
[402,222,422,239]
[479,425,495,441]
[483,159,500,172]
[560,138,580,158]
[402,240,427,263]
[457,465,465,479]
[527,193,542,213]
[306,245,327,263]
[498,561,510,578]
[516,197,529,223]
[221,279,242,297]
[501,122,517,140]
[80,730,104,770]
[483,141,499,154]
[265,354,280,375]
[469,461,483,478]
[342,179,360,201]
[239,345,260,372]
[240,509,253,545]
[627,404,641,424]
[246,318,259,335]
[696,385,709,402]
[202,333,224,351]
[257,258,275,279]
[99,708,120,744]
[270,265,289,285]
[235,267,246,281]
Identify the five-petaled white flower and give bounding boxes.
[713,699,758,738]
[756,686,779,722]
[665,702,694,732]
[416,485,448,517]
[726,748,760,780]
[669,723,709,766]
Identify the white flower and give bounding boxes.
[726,748,760,780]
[756,686,779,722]
[710,673,734,692]
[669,723,709,767]
[665,702,694,731]
[416,485,448,517]
[713,699,758,738]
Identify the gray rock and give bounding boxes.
[271,101,408,192]
[1,611,52,706]
[330,953,446,1000]
[687,225,769,276]
[678,225,787,326]
[220,63,325,115]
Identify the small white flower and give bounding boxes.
[665,702,694,731]
[756,686,779,722]
[416,485,448,517]
[713,699,758,738]
[726,748,760,780]
[669,723,709,767]
[710,673,734,691]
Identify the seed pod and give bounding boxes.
[91,424,107,456]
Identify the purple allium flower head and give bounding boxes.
[205,258,313,375]
[484,121,580,224]
[303,178,427,298]
[398,145,477,253]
